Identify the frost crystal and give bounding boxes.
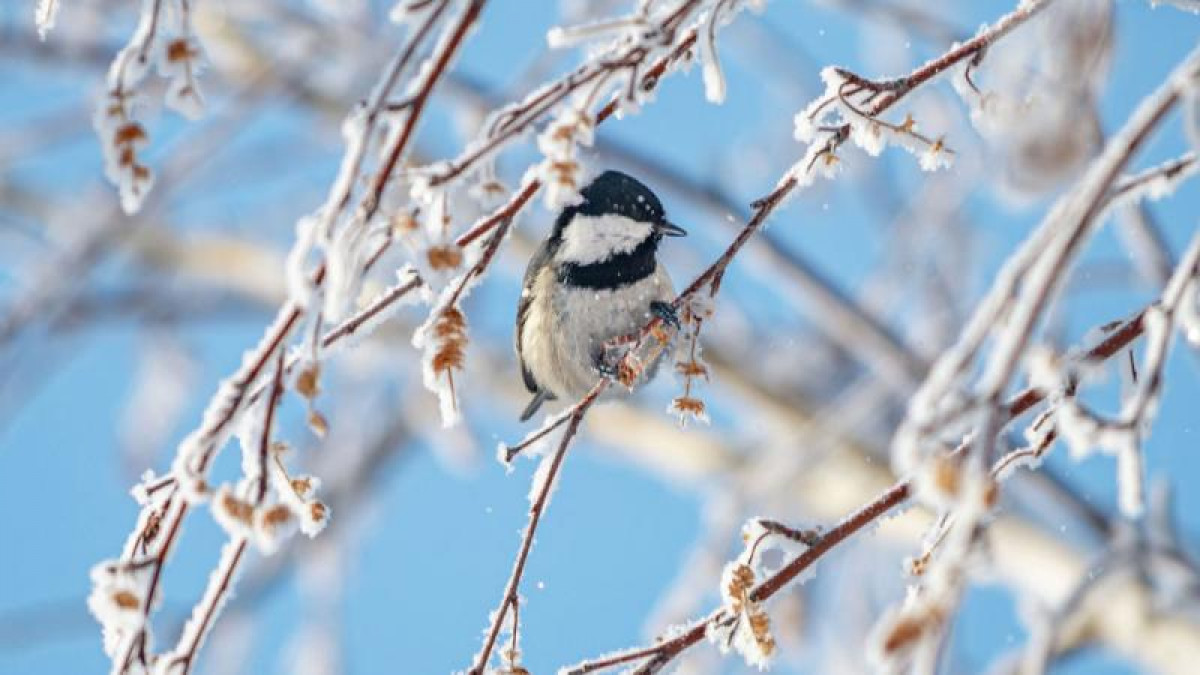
[709,557,776,670]
[791,64,956,180]
[88,561,153,637]
[699,4,733,104]
[546,16,645,49]
[35,0,59,40]
[528,447,562,508]
[159,35,207,120]
[536,107,593,209]
[285,216,319,302]
[413,291,470,428]
[94,96,155,215]
[1180,280,1200,346]
[93,0,210,211]
[321,219,372,324]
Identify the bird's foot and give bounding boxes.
[595,347,641,388]
[650,301,681,331]
[594,350,621,379]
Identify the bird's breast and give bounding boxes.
[522,264,675,400]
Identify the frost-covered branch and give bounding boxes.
[893,42,1200,480]
[93,0,209,213]
[561,296,1179,672]
[791,0,1055,184]
[485,4,1081,671]
[470,381,608,674]
[871,41,1200,673]
[86,2,487,671]
[563,24,1200,673]
[423,0,708,191]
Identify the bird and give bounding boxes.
[515,169,686,422]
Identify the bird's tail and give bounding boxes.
[519,390,553,422]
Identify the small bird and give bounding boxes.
[515,170,686,421]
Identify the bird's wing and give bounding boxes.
[516,238,554,394]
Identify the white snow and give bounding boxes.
[35,0,59,40]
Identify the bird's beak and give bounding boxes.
[657,220,687,237]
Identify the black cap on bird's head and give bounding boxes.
[552,170,687,240]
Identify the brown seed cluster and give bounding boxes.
[291,477,313,497]
[723,562,776,661]
[547,159,580,191]
[391,211,419,236]
[878,604,945,657]
[221,492,254,525]
[745,610,775,656]
[307,409,329,438]
[427,244,463,271]
[295,365,320,399]
[881,613,925,654]
[670,306,710,426]
[670,395,706,416]
[142,510,163,545]
[112,590,141,611]
[537,111,592,207]
[112,121,151,181]
[431,306,467,376]
[310,502,328,525]
[725,563,755,613]
[675,360,708,378]
[260,505,293,531]
[295,364,330,438]
[165,38,199,63]
[927,454,999,507]
[113,122,147,146]
[907,553,929,577]
[931,455,961,496]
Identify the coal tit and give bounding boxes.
[515,170,686,421]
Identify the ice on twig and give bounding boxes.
[35,0,59,40]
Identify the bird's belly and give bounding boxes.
[528,268,674,400]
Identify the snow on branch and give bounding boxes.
[562,289,1182,673]
[89,0,770,671]
[93,0,208,214]
[35,0,59,40]
[1040,235,1200,517]
[87,2,484,671]
[875,40,1200,674]
[557,4,1200,673]
[893,43,1200,484]
[790,0,1054,186]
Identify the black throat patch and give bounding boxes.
[556,236,658,289]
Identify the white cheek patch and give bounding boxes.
[557,214,653,265]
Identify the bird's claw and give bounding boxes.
[650,301,681,331]
[595,351,621,379]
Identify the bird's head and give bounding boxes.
[550,170,686,270]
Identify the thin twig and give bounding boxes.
[363,0,486,220]
[166,347,287,674]
[469,380,609,674]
